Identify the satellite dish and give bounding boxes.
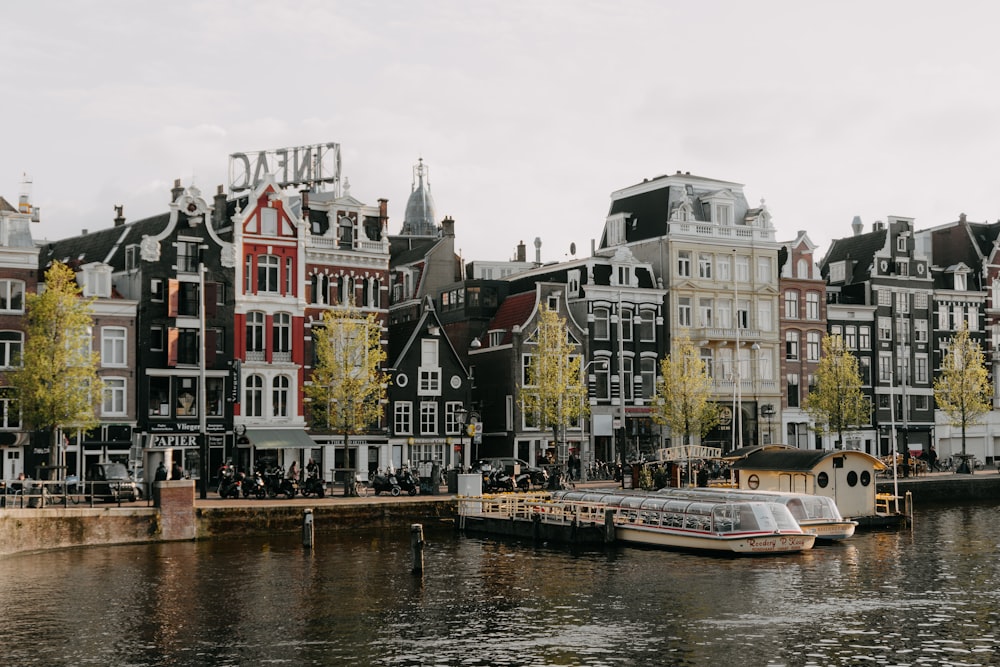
[569,242,576,256]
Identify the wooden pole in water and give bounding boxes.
[604,508,616,543]
[303,508,314,549]
[410,523,424,574]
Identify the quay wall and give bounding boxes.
[878,474,1000,503]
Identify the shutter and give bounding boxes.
[167,327,179,367]
[167,279,179,317]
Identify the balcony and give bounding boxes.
[714,378,777,394]
[668,221,775,243]
[694,327,764,343]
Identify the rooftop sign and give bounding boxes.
[228,142,341,192]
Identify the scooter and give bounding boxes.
[396,468,419,496]
[370,470,402,497]
[301,474,325,498]
[218,465,242,499]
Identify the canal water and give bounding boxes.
[1,501,998,666]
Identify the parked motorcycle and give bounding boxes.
[301,474,325,498]
[486,468,515,493]
[218,465,242,499]
[395,468,419,496]
[244,470,268,499]
[370,470,402,496]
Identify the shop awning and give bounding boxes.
[246,428,317,450]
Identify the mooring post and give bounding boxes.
[604,508,616,543]
[303,508,314,549]
[411,523,425,575]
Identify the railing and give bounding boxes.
[668,222,776,242]
[0,479,142,508]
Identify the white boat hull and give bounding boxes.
[614,524,816,554]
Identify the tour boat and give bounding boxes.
[656,487,858,541]
[549,490,816,555]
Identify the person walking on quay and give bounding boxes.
[170,461,184,480]
[927,445,941,472]
[287,460,299,482]
[154,461,168,482]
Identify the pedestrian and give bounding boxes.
[170,461,184,480]
[154,461,168,482]
[287,461,299,482]
[306,458,318,479]
[927,446,940,472]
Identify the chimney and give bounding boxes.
[516,240,526,262]
[441,216,455,237]
[959,212,967,223]
[534,237,542,264]
[171,178,184,202]
[213,185,227,226]
[113,205,126,227]
[851,216,863,236]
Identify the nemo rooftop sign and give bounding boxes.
[228,142,341,192]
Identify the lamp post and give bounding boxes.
[750,342,760,446]
[761,404,775,444]
[581,359,608,484]
[455,406,468,472]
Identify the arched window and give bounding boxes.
[257,254,280,293]
[370,278,380,308]
[339,216,354,249]
[272,376,290,417]
[245,375,264,417]
[273,313,292,355]
[311,274,328,305]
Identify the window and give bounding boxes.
[915,355,928,384]
[177,240,200,272]
[698,299,713,328]
[206,377,224,416]
[148,377,170,417]
[717,256,731,282]
[757,300,772,332]
[285,257,294,295]
[677,298,692,327]
[247,312,266,353]
[419,369,441,394]
[150,326,164,352]
[257,255,280,293]
[806,332,820,362]
[521,353,535,386]
[622,357,634,401]
[698,254,712,279]
[700,347,714,378]
[877,290,892,307]
[394,402,413,435]
[272,376,290,417]
[245,255,253,293]
[786,331,799,360]
[784,291,799,319]
[445,402,462,435]
[859,326,871,350]
[736,300,749,329]
[101,327,127,367]
[150,279,164,302]
[897,292,910,314]
[677,251,691,277]
[594,361,609,400]
[844,326,856,350]
[641,357,656,398]
[897,235,907,252]
[914,292,928,310]
[620,308,633,341]
[806,292,820,320]
[245,375,263,417]
[787,374,800,408]
[420,402,437,434]
[879,353,892,383]
[735,256,749,282]
[639,309,655,342]
[273,312,292,354]
[0,387,19,428]
[896,261,909,277]
[797,259,809,279]
[616,266,632,286]
[716,299,731,329]
[0,331,22,368]
[757,257,772,283]
[829,263,846,282]
[261,207,278,235]
[914,395,928,411]
[102,377,126,416]
[125,245,140,271]
[859,357,871,385]
[952,305,963,330]
[895,318,909,344]
[594,307,609,340]
[175,378,199,417]
[967,306,979,331]
[878,317,892,341]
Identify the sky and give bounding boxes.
[3,1,1000,265]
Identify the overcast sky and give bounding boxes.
[3,1,999,265]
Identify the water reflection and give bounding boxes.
[1,502,999,665]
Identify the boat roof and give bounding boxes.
[729,446,887,472]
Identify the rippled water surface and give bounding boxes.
[1,501,999,666]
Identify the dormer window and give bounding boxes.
[616,265,633,286]
[81,264,113,298]
[605,213,627,246]
[896,235,907,253]
[828,262,846,283]
[568,269,581,297]
[715,204,732,225]
[955,273,967,291]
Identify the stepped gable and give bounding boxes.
[482,291,537,347]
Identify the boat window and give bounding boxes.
[737,505,760,531]
[768,504,800,532]
[784,498,807,521]
[816,472,829,488]
[860,470,872,486]
[846,471,858,486]
[747,474,760,489]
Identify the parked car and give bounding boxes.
[471,457,542,475]
[87,462,139,502]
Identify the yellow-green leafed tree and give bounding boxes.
[305,303,389,494]
[7,261,101,465]
[803,334,869,449]
[520,306,588,466]
[650,334,718,448]
[934,324,992,472]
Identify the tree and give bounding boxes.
[650,334,719,450]
[934,324,992,473]
[304,303,389,494]
[6,261,101,472]
[802,334,869,449]
[520,306,588,467]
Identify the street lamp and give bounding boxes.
[582,359,608,482]
[455,406,469,471]
[761,404,775,444]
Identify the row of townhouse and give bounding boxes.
[5,158,1000,484]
